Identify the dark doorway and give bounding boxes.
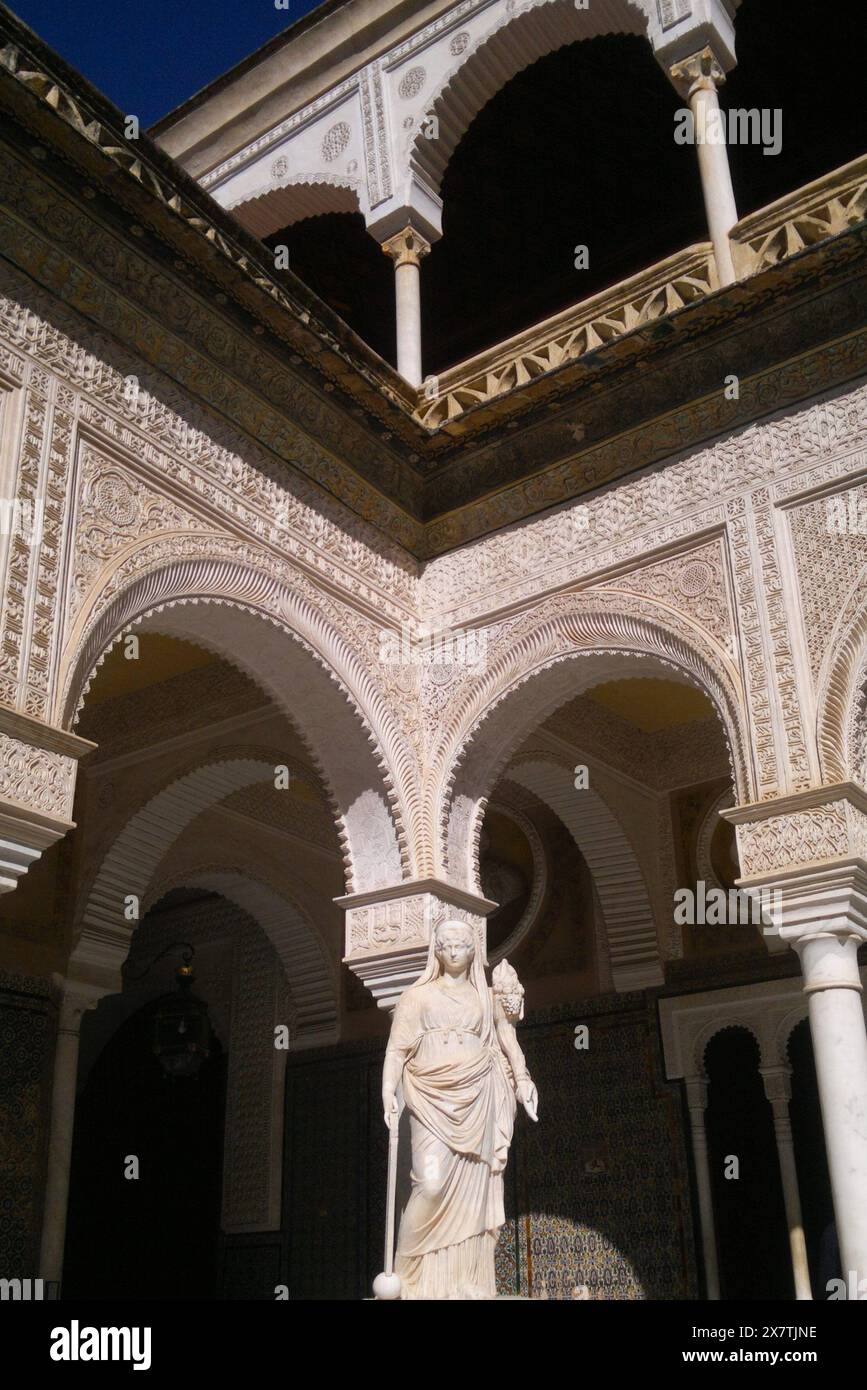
[63,996,226,1299]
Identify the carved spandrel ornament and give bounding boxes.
[789,482,867,682]
[71,448,204,621]
[422,383,867,622]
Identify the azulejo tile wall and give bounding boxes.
[502,996,697,1299]
[0,972,56,1279]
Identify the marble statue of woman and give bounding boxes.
[381,919,538,1299]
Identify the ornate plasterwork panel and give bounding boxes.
[0,268,419,621]
[221,785,338,853]
[598,538,734,652]
[0,362,75,719]
[431,592,749,891]
[0,730,75,820]
[749,489,813,793]
[734,800,867,879]
[69,445,204,623]
[346,894,427,959]
[725,495,777,798]
[544,697,728,790]
[848,660,867,790]
[788,481,867,682]
[421,382,867,625]
[0,366,46,709]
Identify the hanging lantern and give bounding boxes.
[152,960,211,1079]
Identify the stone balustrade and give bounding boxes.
[416,155,867,430]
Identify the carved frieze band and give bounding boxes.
[750,488,812,792]
[423,382,867,623]
[0,730,76,821]
[346,891,485,959]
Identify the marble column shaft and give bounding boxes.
[39,980,104,1287]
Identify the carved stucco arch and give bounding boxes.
[119,863,333,1232]
[432,599,750,892]
[409,0,652,199]
[58,543,414,892]
[778,1008,811,1069]
[816,592,867,786]
[505,752,663,990]
[74,751,326,960]
[142,864,338,1046]
[227,176,361,238]
[695,786,737,892]
[696,1019,763,1075]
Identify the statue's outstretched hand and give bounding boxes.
[517,1076,538,1122]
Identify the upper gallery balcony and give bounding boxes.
[416,154,867,431]
[152,0,867,427]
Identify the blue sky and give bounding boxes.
[7,0,325,127]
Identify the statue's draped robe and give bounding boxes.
[389,979,516,1299]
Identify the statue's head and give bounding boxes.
[434,919,476,977]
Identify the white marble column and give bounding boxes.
[684,1074,720,1300]
[381,226,430,388]
[39,977,105,1289]
[760,1064,812,1300]
[793,927,867,1294]
[669,47,738,287]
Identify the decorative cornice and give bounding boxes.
[722,782,867,825]
[334,875,496,916]
[0,3,864,554]
[0,705,95,760]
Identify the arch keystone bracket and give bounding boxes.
[722,784,867,884]
[0,710,95,894]
[336,877,497,1010]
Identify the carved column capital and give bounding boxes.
[381,225,431,268]
[684,1073,709,1113]
[55,975,106,1036]
[668,45,727,101]
[336,877,497,1010]
[760,1063,793,1107]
